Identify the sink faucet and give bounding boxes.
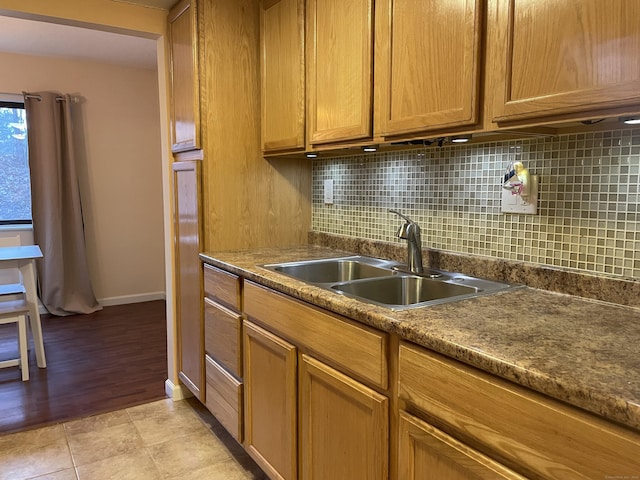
[389,209,424,274]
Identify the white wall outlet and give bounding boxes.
[323,179,334,204]
[501,174,539,214]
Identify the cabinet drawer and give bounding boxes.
[203,263,241,311]
[244,281,388,389]
[398,342,640,479]
[204,297,242,377]
[205,355,243,442]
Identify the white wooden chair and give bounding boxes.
[0,298,30,380]
[0,235,26,299]
[0,235,32,380]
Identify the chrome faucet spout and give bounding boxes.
[389,209,424,274]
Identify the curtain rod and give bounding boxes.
[22,93,80,103]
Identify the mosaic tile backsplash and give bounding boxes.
[312,128,640,280]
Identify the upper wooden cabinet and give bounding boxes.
[168,0,201,153]
[491,0,640,124]
[375,0,484,137]
[306,0,374,146]
[260,0,305,153]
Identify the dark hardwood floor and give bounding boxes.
[0,300,168,434]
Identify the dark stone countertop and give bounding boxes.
[200,245,640,433]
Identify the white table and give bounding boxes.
[0,245,46,368]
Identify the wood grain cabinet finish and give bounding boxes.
[243,280,388,389]
[374,0,483,137]
[173,160,203,399]
[203,297,241,377]
[168,0,201,152]
[398,342,640,479]
[299,354,388,480]
[491,0,640,124]
[306,0,374,145]
[261,0,305,153]
[243,320,298,480]
[202,263,243,441]
[203,263,241,312]
[243,281,391,480]
[398,411,525,480]
[205,355,242,442]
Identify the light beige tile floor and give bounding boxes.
[0,398,268,480]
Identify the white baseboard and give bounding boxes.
[36,292,166,314]
[98,291,166,307]
[165,379,194,401]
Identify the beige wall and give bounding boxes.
[0,51,166,304]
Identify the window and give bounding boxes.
[0,96,31,225]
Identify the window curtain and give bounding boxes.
[24,91,101,316]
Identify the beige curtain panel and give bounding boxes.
[24,91,101,316]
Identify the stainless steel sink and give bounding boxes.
[332,276,476,307]
[331,274,515,310]
[263,256,521,310]
[264,256,399,284]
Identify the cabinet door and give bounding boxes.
[168,0,201,152]
[173,160,203,398]
[306,0,373,145]
[261,0,305,153]
[243,321,297,480]
[375,0,483,137]
[398,411,525,480]
[299,354,388,480]
[492,0,640,123]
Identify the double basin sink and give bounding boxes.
[263,256,520,310]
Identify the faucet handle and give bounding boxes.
[389,209,414,224]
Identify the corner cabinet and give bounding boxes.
[172,158,203,399]
[168,0,201,152]
[306,0,374,146]
[260,0,306,154]
[491,0,640,124]
[374,0,484,137]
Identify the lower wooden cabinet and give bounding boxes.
[243,320,298,480]
[299,354,388,480]
[242,282,390,480]
[398,411,524,480]
[200,266,640,480]
[398,341,640,479]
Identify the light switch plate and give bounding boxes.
[323,179,334,204]
[501,175,538,214]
